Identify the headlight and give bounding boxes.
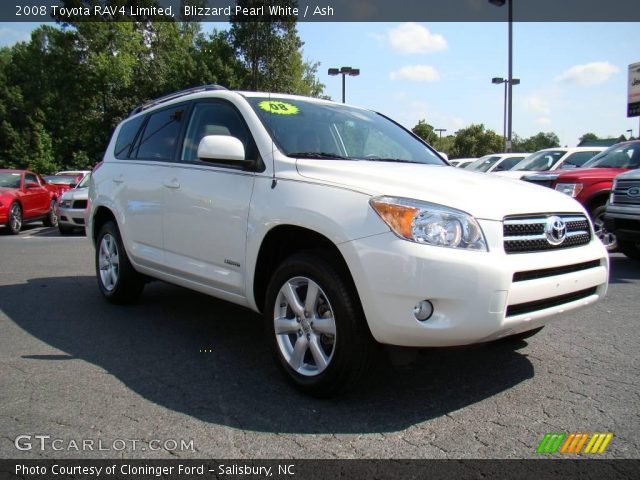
[555,183,583,197]
[370,196,488,251]
[59,200,72,208]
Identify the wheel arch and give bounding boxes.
[91,206,117,245]
[252,224,359,315]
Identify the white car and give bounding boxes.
[57,173,90,234]
[495,147,606,180]
[465,153,531,173]
[450,158,476,168]
[88,86,609,395]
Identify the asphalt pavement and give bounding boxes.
[1,225,638,459]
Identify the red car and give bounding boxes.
[0,169,60,234]
[523,140,640,251]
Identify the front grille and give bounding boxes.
[503,214,591,254]
[72,200,88,209]
[506,287,597,317]
[73,218,85,225]
[513,260,600,282]
[611,180,640,206]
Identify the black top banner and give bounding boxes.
[3,0,640,23]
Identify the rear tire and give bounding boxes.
[618,240,640,260]
[264,252,376,397]
[95,220,144,304]
[591,205,617,252]
[43,199,58,227]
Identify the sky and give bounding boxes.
[1,21,638,146]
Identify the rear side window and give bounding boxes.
[135,105,186,161]
[114,115,145,159]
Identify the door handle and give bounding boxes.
[112,174,124,184]
[163,179,180,189]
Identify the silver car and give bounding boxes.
[57,173,90,234]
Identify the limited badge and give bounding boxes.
[258,100,299,115]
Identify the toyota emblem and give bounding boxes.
[544,216,567,245]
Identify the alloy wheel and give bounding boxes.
[273,276,337,376]
[98,233,120,291]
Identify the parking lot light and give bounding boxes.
[328,66,360,103]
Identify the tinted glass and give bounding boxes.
[466,156,501,172]
[584,144,640,169]
[114,115,145,159]
[247,97,444,165]
[561,151,599,168]
[135,105,185,161]
[512,150,566,171]
[0,173,21,188]
[182,102,257,162]
[24,173,38,185]
[499,157,524,170]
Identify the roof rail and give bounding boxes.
[129,84,228,116]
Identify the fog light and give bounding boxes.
[413,300,434,321]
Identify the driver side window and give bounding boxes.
[181,102,257,163]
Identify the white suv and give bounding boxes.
[88,86,609,396]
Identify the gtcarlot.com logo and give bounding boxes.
[536,432,613,455]
[14,435,195,452]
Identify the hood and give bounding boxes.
[61,187,89,201]
[553,167,629,183]
[295,160,584,220]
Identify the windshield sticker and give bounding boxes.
[258,101,299,115]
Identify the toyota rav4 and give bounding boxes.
[87,85,609,396]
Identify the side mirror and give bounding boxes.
[197,135,246,163]
[25,182,39,189]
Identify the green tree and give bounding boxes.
[230,0,324,95]
[518,132,561,152]
[412,120,438,145]
[451,124,503,158]
[579,132,599,144]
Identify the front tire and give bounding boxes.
[95,221,144,304]
[618,240,640,260]
[265,252,376,397]
[43,199,58,227]
[591,205,617,252]
[7,202,22,235]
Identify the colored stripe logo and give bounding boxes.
[537,433,613,454]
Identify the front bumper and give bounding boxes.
[58,206,86,228]
[339,221,608,347]
[604,212,640,242]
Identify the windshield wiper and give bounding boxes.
[361,157,421,164]
[288,152,348,160]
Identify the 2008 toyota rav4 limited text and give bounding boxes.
[87,85,609,396]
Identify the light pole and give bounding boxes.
[489,0,514,151]
[435,128,447,139]
[328,67,360,103]
[492,77,520,151]
[627,129,634,140]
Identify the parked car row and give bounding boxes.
[0,169,91,234]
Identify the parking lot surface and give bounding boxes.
[1,226,638,459]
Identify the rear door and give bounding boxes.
[162,99,258,296]
[109,104,187,268]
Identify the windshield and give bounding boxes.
[246,97,444,165]
[77,173,91,188]
[466,155,501,172]
[0,172,21,188]
[512,150,566,171]
[582,143,640,169]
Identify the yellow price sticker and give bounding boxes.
[258,100,299,115]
